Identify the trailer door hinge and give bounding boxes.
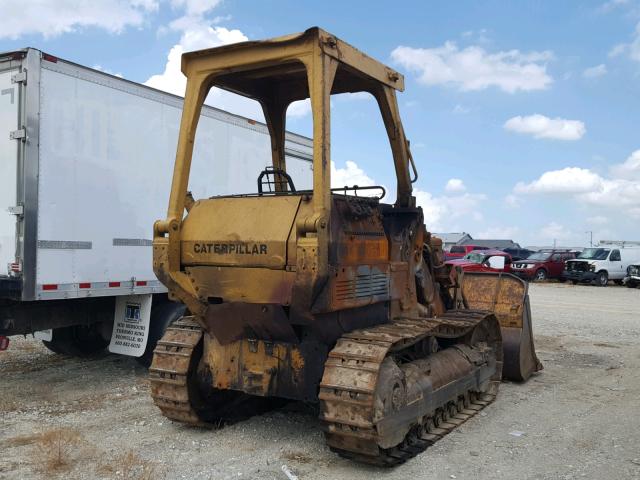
[11,71,27,84]
[10,128,26,141]
[8,205,24,216]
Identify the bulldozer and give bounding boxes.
[150,27,541,466]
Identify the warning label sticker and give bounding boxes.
[108,294,152,357]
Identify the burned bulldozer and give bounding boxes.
[150,27,541,466]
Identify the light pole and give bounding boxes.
[585,231,593,247]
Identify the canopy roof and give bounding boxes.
[181,27,405,103]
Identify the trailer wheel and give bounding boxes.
[136,301,187,367]
[42,324,109,357]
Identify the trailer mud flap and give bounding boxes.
[460,272,542,382]
[109,294,152,357]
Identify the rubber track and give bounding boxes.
[319,310,501,467]
[148,316,205,426]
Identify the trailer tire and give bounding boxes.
[42,324,109,357]
[136,301,187,368]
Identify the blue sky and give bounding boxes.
[2,0,639,246]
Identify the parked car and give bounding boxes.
[511,249,576,281]
[624,264,640,288]
[445,244,490,260]
[564,246,640,286]
[446,249,512,273]
[502,247,534,261]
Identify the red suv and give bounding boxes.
[446,249,512,273]
[511,249,576,281]
[445,245,490,260]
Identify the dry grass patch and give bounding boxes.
[3,433,40,448]
[36,427,82,474]
[282,450,313,464]
[97,451,161,480]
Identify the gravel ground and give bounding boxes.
[1,282,639,480]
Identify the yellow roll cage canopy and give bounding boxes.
[158,27,417,239]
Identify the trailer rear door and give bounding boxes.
[0,69,19,275]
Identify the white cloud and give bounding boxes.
[330,163,486,231]
[452,104,470,114]
[587,215,608,225]
[505,194,520,208]
[578,177,640,212]
[144,3,270,120]
[514,167,603,194]
[460,29,490,44]
[627,24,640,61]
[476,226,520,239]
[583,64,607,78]
[331,161,377,189]
[598,0,629,13]
[145,25,248,96]
[391,42,553,93]
[330,160,391,198]
[504,114,586,141]
[609,43,627,58]
[170,0,221,17]
[415,188,487,232]
[287,100,312,118]
[445,178,466,193]
[337,92,372,101]
[92,65,123,78]
[512,150,640,218]
[146,4,316,121]
[414,190,448,231]
[610,149,640,179]
[540,221,571,241]
[0,0,158,39]
[609,22,640,62]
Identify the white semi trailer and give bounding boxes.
[0,48,312,363]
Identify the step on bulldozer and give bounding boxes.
[150,27,542,466]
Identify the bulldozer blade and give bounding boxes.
[460,272,542,382]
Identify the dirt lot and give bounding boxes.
[1,283,640,480]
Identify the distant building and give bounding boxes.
[433,232,473,251]
[461,239,520,250]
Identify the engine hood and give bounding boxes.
[180,195,306,269]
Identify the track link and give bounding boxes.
[319,310,502,466]
[148,316,206,426]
